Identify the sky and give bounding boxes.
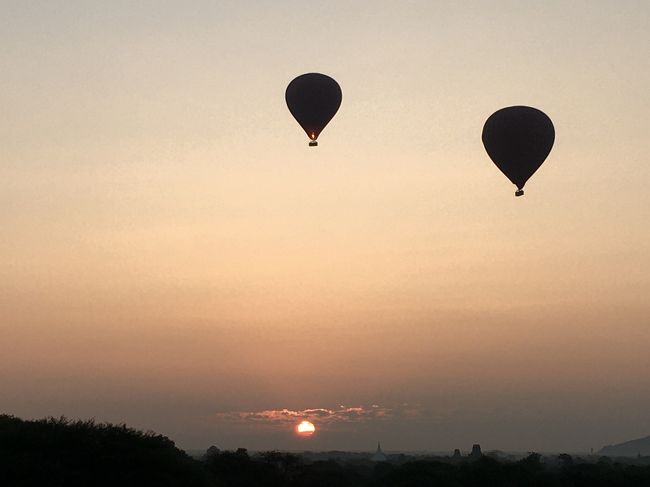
[1,0,649,453]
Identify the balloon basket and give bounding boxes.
[309,141,318,147]
[515,189,524,197]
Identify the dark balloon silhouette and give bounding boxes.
[286,73,342,147]
[482,106,555,196]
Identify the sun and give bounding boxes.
[295,421,316,437]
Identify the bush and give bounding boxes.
[0,415,207,487]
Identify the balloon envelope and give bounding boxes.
[286,73,342,144]
[482,106,555,193]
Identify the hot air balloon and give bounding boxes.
[286,73,342,146]
[482,106,555,196]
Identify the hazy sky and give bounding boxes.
[1,1,649,453]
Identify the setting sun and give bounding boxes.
[295,421,316,437]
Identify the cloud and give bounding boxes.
[213,404,423,430]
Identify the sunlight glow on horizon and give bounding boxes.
[296,421,316,437]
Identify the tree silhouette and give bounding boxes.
[0,415,206,487]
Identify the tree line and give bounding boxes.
[2,415,650,486]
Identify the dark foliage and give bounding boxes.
[201,450,650,487]
[0,414,206,487]
[3,414,650,486]
[204,448,284,487]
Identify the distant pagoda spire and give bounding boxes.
[372,441,387,462]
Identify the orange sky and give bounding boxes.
[1,1,649,452]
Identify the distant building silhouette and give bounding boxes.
[470,444,482,459]
[452,449,462,461]
[371,442,387,462]
[206,445,220,458]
